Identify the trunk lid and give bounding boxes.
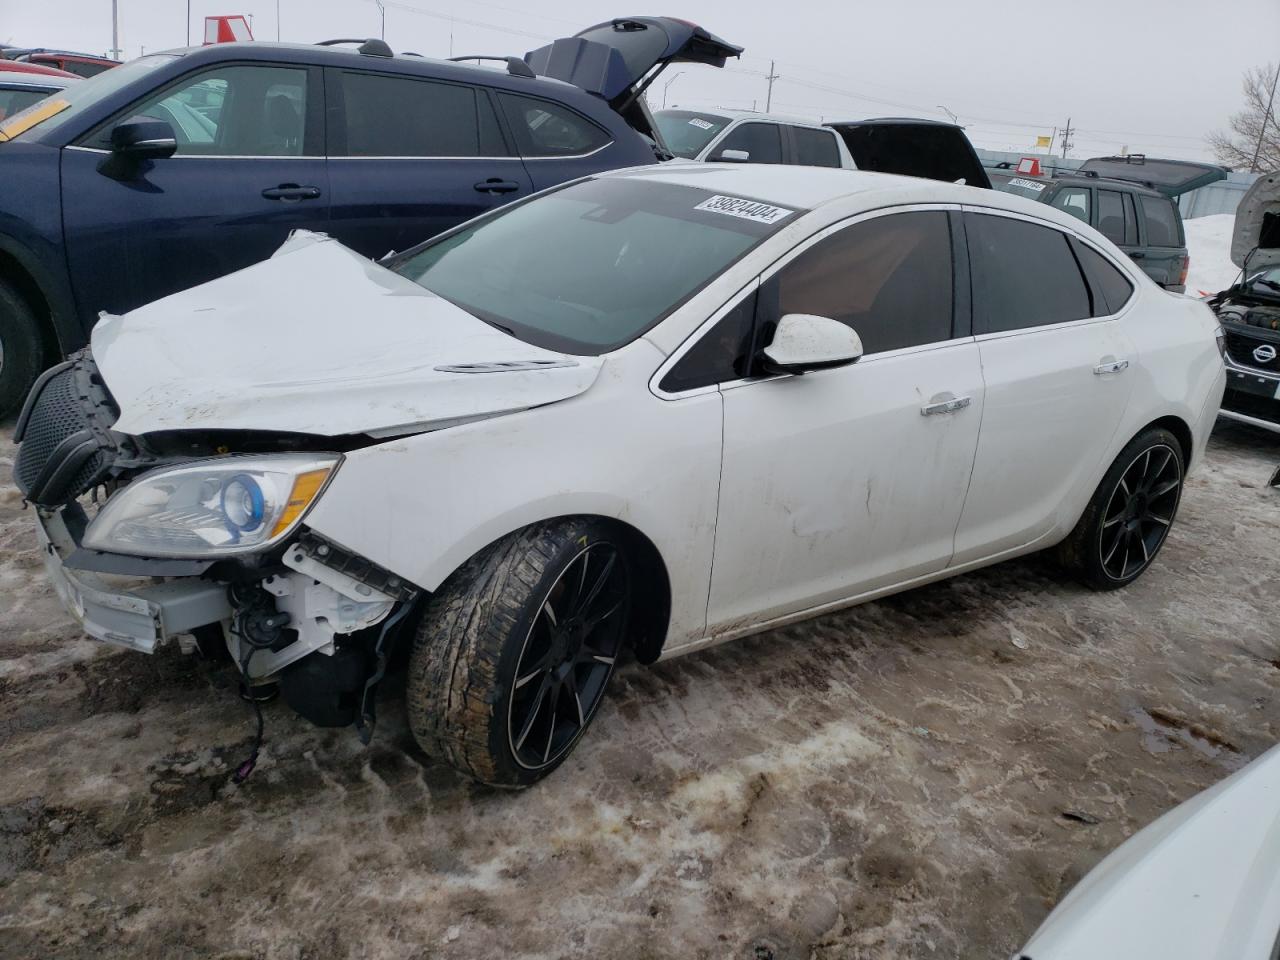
[1075,155,1229,198]
[524,17,742,147]
[1231,170,1280,271]
[92,232,603,438]
[825,119,993,189]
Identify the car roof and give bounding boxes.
[0,60,80,79]
[604,162,1079,222]
[661,107,825,126]
[991,168,1166,199]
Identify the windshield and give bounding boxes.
[990,173,1051,201]
[1,54,177,142]
[392,177,797,355]
[654,110,731,159]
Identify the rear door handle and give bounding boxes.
[262,183,322,201]
[1093,358,1130,375]
[1128,251,1146,259]
[474,178,521,194]
[921,394,972,416]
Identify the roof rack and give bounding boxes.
[448,55,535,78]
[317,38,393,57]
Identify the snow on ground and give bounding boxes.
[1183,213,1240,297]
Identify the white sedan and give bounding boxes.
[15,164,1226,786]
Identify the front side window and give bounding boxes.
[114,65,306,156]
[967,213,1091,333]
[774,211,954,354]
[340,73,503,157]
[9,54,175,142]
[711,122,783,164]
[653,109,731,159]
[791,127,841,168]
[1140,195,1180,247]
[498,93,609,157]
[660,290,758,392]
[392,179,794,355]
[1051,186,1091,224]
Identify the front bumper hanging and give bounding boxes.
[35,508,232,654]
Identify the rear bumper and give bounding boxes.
[35,508,232,654]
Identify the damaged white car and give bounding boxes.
[16,165,1225,787]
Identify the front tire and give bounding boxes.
[1058,427,1185,590]
[0,279,44,418]
[407,518,632,787]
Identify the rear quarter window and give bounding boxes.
[498,93,610,158]
[1140,195,1181,247]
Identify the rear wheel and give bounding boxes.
[0,279,44,417]
[407,518,631,787]
[1058,427,1185,590]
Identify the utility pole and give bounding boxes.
[111,0,121,60]
[1060,117,1074,159]
[1251,63,1279,173]
[186,0,191,46]
[277,0,281,41]
[764,60,779,113]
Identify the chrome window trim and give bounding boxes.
[65,145,325,159]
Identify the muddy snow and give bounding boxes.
[1,421,1278,960]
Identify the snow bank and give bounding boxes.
[1183,213,1239,297]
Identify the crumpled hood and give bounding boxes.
[1232,171,1280,272]
[1020,743,1280,960]
[93,232,602,437]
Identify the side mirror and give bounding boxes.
[714,148,750,163]
[761,314,863,374]
[109,116,177,160]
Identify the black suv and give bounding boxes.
[0,18,742,414]
[990,155,1227,294]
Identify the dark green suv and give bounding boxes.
[990,155,1227,294]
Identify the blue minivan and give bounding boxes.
[0,18,742,412]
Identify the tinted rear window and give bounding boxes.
[339,73,503,157]
[791,127,841,168]
[967,213,1091,333]
[498,93,609,157]
[1071,238,1135,315]
[1140,195,1180,246]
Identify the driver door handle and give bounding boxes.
[921,394,972,416]
[474,178,522,194]
[262,183,322,201]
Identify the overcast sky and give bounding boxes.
[2,0,1275,163]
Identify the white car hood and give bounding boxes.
[1232,171,1279,272]
[1020,743,1280,960]
[93,232,603,437]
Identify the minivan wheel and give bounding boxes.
[1058,427,1185,590]
[0,279,44,418]
[407,518,631,788]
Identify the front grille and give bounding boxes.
[13,350,120,505]
[1225,330,1280,374]
[1222,387,1280,425]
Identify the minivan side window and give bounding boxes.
[791,127,841,168]
[339,73,505,157]
[1140,195,1180,247]
[497,93,609,157]
[711,122,783,164]
[105,65,308,156]
[967,213,1091,332]
[772,211,953,354]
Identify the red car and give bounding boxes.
[3,50,119,78]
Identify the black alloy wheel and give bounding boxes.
[1097,443,1182,582]
[507,542,629,770]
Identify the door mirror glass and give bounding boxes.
[716,148,750,162]
[761,313,863,373]
[109,116,177,158]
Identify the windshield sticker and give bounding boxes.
[0,97,70,142]
[688,117,715,130]
[1008,177,1046,192]
[694,195,795,225]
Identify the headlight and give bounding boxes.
[82,454,340,558]
[1214,324,1226,359]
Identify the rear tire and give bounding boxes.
[407,518,632,788]
[1057,427,1185,590]
[0,279,44,418]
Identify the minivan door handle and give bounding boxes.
[262,183,322,201]
[474,178,521,194]
[921,393,972,416]
[1093,358,1130,375]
